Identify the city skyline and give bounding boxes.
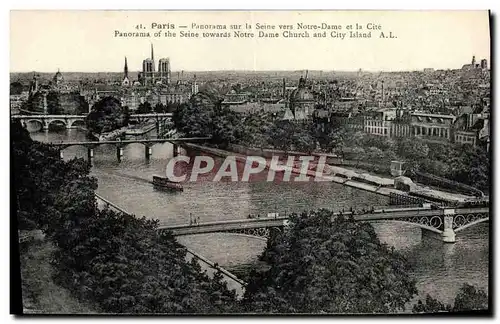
[10,11,490,73]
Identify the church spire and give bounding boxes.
[151,43,155,72]
[124,56,128,77]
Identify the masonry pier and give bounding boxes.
[116,147,124,162]
[145,145,152,159]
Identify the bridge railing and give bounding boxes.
[95,193,131,215]
[185,248,246,288]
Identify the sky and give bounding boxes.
[10,10,491,72]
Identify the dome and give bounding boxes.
[54,70,63,82]
[291,87,315,102]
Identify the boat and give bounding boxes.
[152,175,183,192]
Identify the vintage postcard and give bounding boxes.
[10,10,490,315]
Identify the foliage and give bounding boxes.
[413,284,488,313]
[154,102,167,113]
[266,120,316,153]
[211,107,242,148]
[78,96,90,115]
[136,102,153,114]
[418,142,489,192]
[412,294,451,313]
[172,91,218,137]
[241,209,418,313]
[395,137,429,172]
[46,91,63,115]
[85,97,128,134]
[12,121,239,313]
[452,283,488,312]
[11,81,24,95]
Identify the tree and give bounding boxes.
[46,91,63,115]
[413,283,488,313]
[136,102,152,114]
[241,210,418,313]
[420,158,451,177]
[396,137,429,172]
[364,146,385,163]
[292,128,316,153]
[211,107,241,148]
[350,146,366,164]
[396,137,429,161]
[172,92,218,137]
[86,97,128,134]
[448,145,489,192]
[413,295,451,313]
[452,283,488,312]
[154,103,166,113]
[267,120,295,151]
[361,134,396,152]
[78,96,90,115]
[166,102,181,113]
[10,81,24,95]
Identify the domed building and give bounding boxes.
[289,76,316,120]
[53,69,64,86]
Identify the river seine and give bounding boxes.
[31,128,489,308]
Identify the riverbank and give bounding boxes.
[125,122,156,136]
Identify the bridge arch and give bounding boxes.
[69,119,85,128]
[25,119,44,130]
[369,219,442,234]
[454,217,489,233]
[47,119,68,130]
[219,232,267,242]
[225,227,272,240]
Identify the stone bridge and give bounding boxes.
[12,114,87,130]
[49,137,211,161]
[158,206,489,243]
[11,113,173,131]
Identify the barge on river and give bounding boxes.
[152,175,183,192]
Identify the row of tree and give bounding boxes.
[338,130,490,192]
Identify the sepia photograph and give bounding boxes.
[10,10,491,315]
